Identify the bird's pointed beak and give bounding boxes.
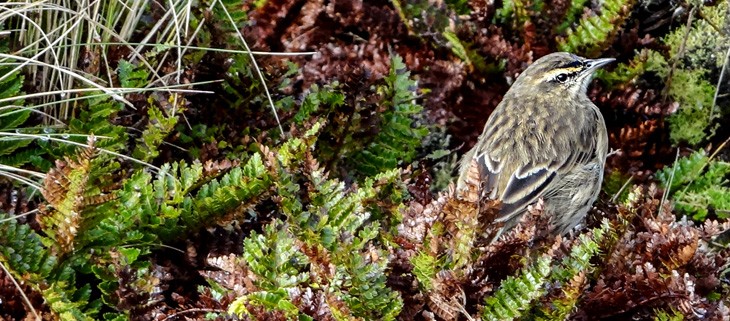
[585,57,616,71]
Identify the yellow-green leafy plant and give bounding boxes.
[663,2,728,145]
[656,150,730,220]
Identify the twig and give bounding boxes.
[162,308,228,320]
[709,45,730,123]
[697,7,727,36]
[663,5,697,102]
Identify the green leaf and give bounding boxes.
[117,60,149,88]
[118,247,141,264]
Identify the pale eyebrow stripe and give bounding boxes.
[538,66,583,82]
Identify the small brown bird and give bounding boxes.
[457,52,613,239]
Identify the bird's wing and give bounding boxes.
[473,123,598,224]
[473,151,556,223]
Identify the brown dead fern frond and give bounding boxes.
[579,185,730,319]
[440,189,481,271]
[203,253,254,297]
[427,270,472,321]
[39,136,102,254]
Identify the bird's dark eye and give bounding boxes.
[555,73,569,83]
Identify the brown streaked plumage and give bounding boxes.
[456,52,613,239]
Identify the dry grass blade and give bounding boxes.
[0,132,164,174]
[0,209,39,223]
[611,174,633,203]
[710,45,730,122]
[215,0,285,136]
[659,148,680,212]
[0,53,132,107]
[0,261,40,320]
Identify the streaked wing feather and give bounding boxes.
[502,167,555,204]
[475,153,500,199]
[496,163,559,223]
[475,140,595,224]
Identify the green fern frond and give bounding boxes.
[0,213,100,319]
[352,55,428,177]
[442,31,471,65]
[555,0,591,33]
[495,0,539,28]
[0,65,39,167]
[290,166,401,317]
[66,94,127,153]
[362,169,406,230]
[132,102,180,162]
[535,220,612,320]
[210,0,249,42]
[113,154,272,243]
[111,161,197,241]
[656,151,710,193]
[276,122,323,168]
[117,60,149,88]
[557,0,636,57]
[336,225,403,320]
[242,223,309,290]
[551,220,609,283]
[482,255,552,321]
[0,107,30,133]
[674,184,730,220]
[120,58,176,162]
[656,151,730,220]
[191,152,272,225]
[42,282,97,321]
[0,68,23,102]
[229,288,300,319]
[293,84,345,124]
[0,213,56,279]
[411,251,438,290]
[596,49,668,88]
[0,147,51,170]
[654,308,685,321]
[228,123,402,320]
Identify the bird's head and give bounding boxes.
[511,52,615,98]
